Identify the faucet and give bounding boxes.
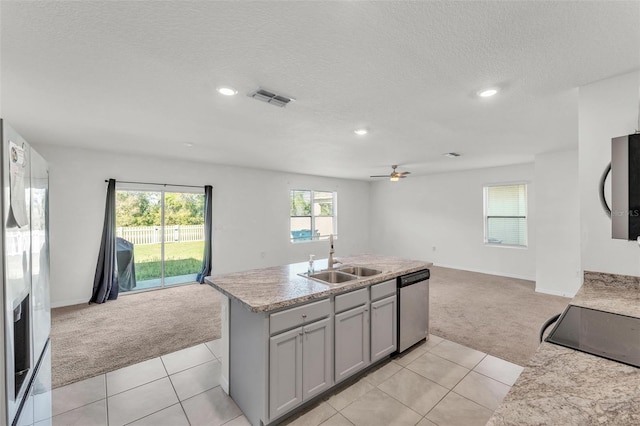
[327,234,341,270]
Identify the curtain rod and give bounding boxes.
[105,179,204,189]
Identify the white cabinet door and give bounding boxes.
[334,304,369,383]
[269,327,303,418]
[371,295,397,362]
[302,317,332,400]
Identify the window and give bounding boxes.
[483,183,527,247]
[290,190,337,242]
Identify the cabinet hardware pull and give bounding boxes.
[302,314,307,318]
[373,306,378,309]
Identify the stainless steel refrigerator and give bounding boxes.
[0,120,51,426]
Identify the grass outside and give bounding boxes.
[133,240,204,281]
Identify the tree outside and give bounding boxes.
[290,190,311,216]
[116,191,204,226]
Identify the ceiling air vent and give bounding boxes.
[248,88,295,108]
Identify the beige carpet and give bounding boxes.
[51,267,570,388]
[51,283,220,389]
[429,266,570,366]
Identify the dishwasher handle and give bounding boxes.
[398,269,430,287]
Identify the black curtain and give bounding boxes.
[90,179,118,303]
[197,185,213,283]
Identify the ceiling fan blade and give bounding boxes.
[371,165,411,179]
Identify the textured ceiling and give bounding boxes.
[1,1,639,180]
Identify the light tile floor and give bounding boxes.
[46,335,523,426]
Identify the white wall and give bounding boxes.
[579,70,640,276]
[369,163,536,280]
[33,145,371,307]
[535,149,581,296]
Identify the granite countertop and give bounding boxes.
[488,271,640,425]
[204,254,431,313]
[570,271,640,318]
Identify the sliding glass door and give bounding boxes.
[115,187,205,293]
[163,192,205,285]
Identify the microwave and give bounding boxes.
[611,133,640,240]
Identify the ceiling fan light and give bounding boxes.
[390,176,399,182]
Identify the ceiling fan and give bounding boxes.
[370,165,411,182]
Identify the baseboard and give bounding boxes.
[220,375,230,395]
[51,297,89,308]
[433,263,536,282]
[535,287,576,298]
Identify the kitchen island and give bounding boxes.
[205,254,431,426]
[487,271,640,425]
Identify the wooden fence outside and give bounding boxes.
[116,225,204,245]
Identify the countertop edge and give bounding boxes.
[205,256,432,313]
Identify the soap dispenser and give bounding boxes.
[308,254,315,275]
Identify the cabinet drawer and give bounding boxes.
[270,299,330,335]
[334,288,368,313]
[371,280,396,301]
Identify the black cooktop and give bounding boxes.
[545,305,640,368]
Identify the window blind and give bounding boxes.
[485,184,527,246]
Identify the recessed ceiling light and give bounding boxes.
[183,142,194,148]
[478,88,498,98]
[216,86,238,96]
[443,152,461,158]
[354,128,368,136]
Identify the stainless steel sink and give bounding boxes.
[337,265,382,277]
[307,270,358,284]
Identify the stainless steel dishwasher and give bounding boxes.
[397,269,430,352]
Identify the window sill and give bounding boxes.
[484,243,528,249]
[290,237,338,244]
